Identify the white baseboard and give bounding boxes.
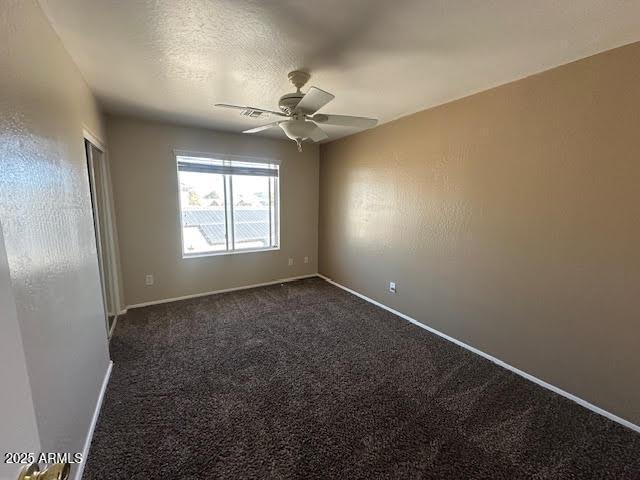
[108,315,119,338]
[126,274,318,310]
[317,274,640,434]
[74,361,113,480]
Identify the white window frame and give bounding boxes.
[174,150,281,259]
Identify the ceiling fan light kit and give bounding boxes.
[215,70,378,152]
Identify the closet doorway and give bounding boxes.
[85,132,121,337]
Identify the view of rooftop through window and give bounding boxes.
[177,156,279,256]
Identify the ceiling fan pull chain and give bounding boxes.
[296,138,303,152]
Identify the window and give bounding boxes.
[177,154,279,256]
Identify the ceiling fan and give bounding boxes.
[215,70,378,151]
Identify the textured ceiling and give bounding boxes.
[40,0,640,141]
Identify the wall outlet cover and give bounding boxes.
[389,281,396,293]
[288,258,294,266]
[145,274,154,286]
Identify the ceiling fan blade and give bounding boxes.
[243,122,280,134]
[215,103,287,117]
[306,123,329,142]
[295,87,335,114]
[311,114,378,128]
[215,103,247,110]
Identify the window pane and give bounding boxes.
[177,156,279,256]
[179,171,227,254]
[232,175,272,250]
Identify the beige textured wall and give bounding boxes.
[107,116,319,306]
[319,42,640,425]
[0,0,110,467]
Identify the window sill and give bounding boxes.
[182,246,280,259]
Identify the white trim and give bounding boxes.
[126,274,318,310]
[85,143,110,337]
[83,132,124,335]
[74,361,113,480]
[108,314,119,338]
[317,274,640,434]
[173,149,282,165]
[82,126,106,152]
[182,246,280,259]
[100,151,124,318]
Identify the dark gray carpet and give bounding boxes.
[84,277,640,479]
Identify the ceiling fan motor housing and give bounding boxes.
[278,70,311,115]
[278,92,304,115]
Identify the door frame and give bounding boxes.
[83,126,123,336]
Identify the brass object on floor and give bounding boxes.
[18,463,70,480]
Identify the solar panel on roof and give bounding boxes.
[186,208,271,246]
[183,209,225,226]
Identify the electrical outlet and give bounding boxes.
[145,274,154,286]
[304,256,309,264]
[389,281,396,293]
[288,258,294,266]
